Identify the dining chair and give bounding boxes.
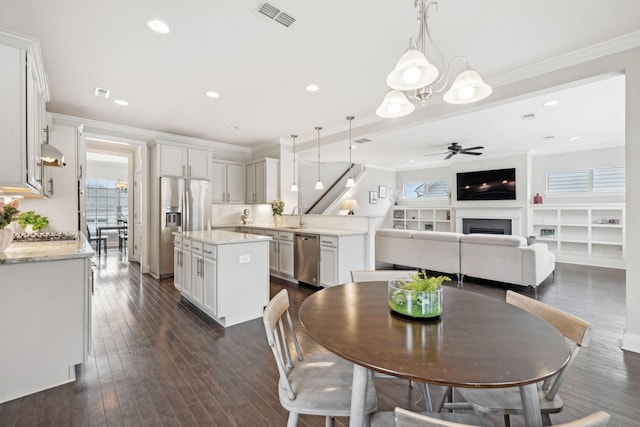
[85,224,107,256]
[374,407,609,427]
[263,289,378,427]
[370,407,495,427]
[117,219,128,252]
[455,290,592,426]
[350,269,435,411]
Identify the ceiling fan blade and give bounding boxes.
[424,152,448,157]
[444,152,454,160]
[462,151,483,156]
[460,146,484,151]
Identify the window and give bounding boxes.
[403,180,449,199]
[86,179,128,232]
[547,167,625,194]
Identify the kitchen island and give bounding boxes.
[0,235,94,404]
[174,230,271,327]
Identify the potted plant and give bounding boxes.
[271,199,285,227]
[388,271,450,318]
[18,210,49,232]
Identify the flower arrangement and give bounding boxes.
[0,198,20,230]
[392,189,403,205]
[271,199,285,216]
[389,271,450,318]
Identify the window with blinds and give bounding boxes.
[547,167,625,194]
[403,180,449,199]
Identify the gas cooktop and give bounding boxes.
[13,232,79,242]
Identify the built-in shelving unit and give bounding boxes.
[391,207,452,232]
[528,204,624,268]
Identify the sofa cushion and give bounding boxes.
[412,231,462,242]
[459,234,527,247]
[376,229,413,239]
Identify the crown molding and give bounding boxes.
[51,113,251,153]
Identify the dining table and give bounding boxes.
[298,282,570,427]
[97,224,128,254]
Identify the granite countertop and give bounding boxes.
[177,230,272,244]
[0,235,94,264]
[214,224,367,237]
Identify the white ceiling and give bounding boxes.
[1,0,638,169]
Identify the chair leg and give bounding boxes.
[503,414,511,427]
[421,383,433,412]
[542,413,552,426]
[435,386,452,412]
[287,412,299,427]
[325,415,335,427]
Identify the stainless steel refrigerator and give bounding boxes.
[159,177,212,277]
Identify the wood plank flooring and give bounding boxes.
[0,254,638,426]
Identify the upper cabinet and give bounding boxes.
[160,144,211,179]
[211,160,244,203]
[246,158,279,204]
[0,30,49,196]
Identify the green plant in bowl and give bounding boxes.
[18,210,49,231]
[389,271,450,318]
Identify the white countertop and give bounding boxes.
[0,235,94,264]
[215,224,367,237]
[177,230,272,244]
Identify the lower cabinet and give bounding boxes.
[264,230,294,280]
[173,236,183,291]
[202,244,217,316]
[182,238,193,298]
[319,234,366,287]
[190,241,204,306]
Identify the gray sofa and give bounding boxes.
[375,229,556,288]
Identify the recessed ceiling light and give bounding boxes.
[206,91,220,98]
[147,20,170,34]
[228,125,239,130]
[114,99,129,106]
[408,159,415,163]
[305,84,319,92]
[570,136,581,141]
[543,100,560,107]
[350,145,357,149]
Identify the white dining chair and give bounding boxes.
[455,291,592,427]
[370,407,495,427]
[263,289,378,427]
[373,407,609,427]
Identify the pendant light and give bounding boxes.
[314,127,325,190]
[345,116,356,188]
[290,134,298,192]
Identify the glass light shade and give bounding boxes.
[345,176,356,188]
[314,180,325,190]
[290,183,298,192]
[376,90,415,118]
[443,69,493,104]
[386,49,439,90]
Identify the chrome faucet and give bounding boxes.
[291,206,303,227]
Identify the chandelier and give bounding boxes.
[376,0,492,118]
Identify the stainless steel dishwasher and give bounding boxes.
[294,233,319,287]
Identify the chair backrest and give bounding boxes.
[394,408,609,427]
[351,270,417,282]
[263,289,303,400]
[506,290,592,399]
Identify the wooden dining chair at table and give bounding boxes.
[453,290,592,427]
[350,269,436,411]
[373,407,609,427]
[263,289,378,427]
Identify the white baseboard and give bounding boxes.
[621,332,640,354]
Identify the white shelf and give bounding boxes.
[529,204,625,269]
[391,207,452,232]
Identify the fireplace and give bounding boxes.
[463,218,512,235]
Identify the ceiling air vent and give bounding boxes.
[354,138,372,144]
[520,113,537,120]
[257,2,297,28]
[94,87,110,98]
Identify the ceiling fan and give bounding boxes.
[425,142,484,160]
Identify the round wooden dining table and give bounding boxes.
[298,282,570,427]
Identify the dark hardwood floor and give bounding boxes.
[0,253,638,426]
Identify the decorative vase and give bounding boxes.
[388,278,443,319]
[0,228,14,253]
[273,214,282,227]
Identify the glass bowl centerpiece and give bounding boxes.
[388,272,450,319]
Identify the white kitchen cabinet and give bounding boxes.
[263,230,294,279]
[211,160,244,203]
[246,158,279,204]
[319,234,366,287]
[202,244,217,316]
[190,240,204,306]
[173,236,183,291]
[159,144,211,179]
[0,31,49,196]
[182,238,193,298]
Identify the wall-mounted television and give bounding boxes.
[456,168,516,201]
